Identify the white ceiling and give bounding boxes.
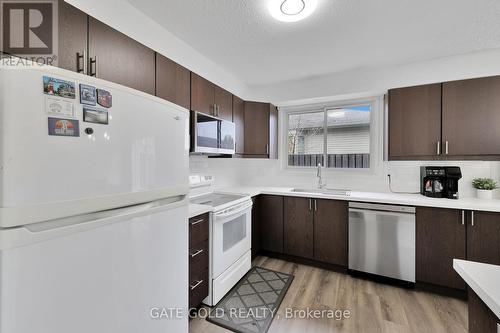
[127,0,500,86]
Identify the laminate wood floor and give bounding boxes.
[189,256,467,333]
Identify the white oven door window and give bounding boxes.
[212,202,252,278]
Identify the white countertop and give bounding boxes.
[454,259,500,319]
[217,186,500,213]
[188,203,212,218]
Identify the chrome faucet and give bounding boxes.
[317,163,326,189]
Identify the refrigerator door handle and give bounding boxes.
[24,195,186,233]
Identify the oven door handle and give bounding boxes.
[214,201,252,219]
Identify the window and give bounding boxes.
[287,103,371,169]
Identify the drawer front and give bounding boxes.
[189,240,209,281]
[189,213,209,248]
[189,269,208,309]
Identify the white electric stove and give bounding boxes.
[189,176,253,306]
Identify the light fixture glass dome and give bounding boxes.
[280,0,305,15]
[269,0,318,22]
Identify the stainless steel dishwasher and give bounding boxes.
[348,202,416,283]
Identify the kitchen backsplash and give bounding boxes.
[190,155,500,198]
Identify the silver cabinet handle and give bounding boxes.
[89,55,98,77]
[462,210,465,225]
[190,279,203,290]
[216,105,220,117]
[77,50,87,74]
[190,218,205,226]
[190,249,204,258]
[266,144,269,155]
[437,141,441,155]
[445,141,449,155]
[309,198,312,211]
[471,211,474,227]
[314,199,317,212]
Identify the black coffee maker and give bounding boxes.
[420,166,462,199]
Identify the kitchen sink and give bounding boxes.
[291,188,351,196]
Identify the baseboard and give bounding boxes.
[254,250,467,300]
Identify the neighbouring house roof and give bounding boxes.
[289,109,370,130]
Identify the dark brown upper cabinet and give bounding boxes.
[88,17,155,95]
[284,197,314,259]
[233,95,245,155]
[388,84,442,160]
[214,86,233,121]
[258,195,284,254]
[57,1,87,73]
[191,73,215,115]
[416,207,466,290]
[467,211,500,266]
[155,54,191,110]
[442,77,500,157]
[244,102,278,159]
[191,74,233,121]
[389,76,500,160]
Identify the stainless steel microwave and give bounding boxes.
[190,111,235,155]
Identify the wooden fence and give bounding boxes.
[288,154,370,169]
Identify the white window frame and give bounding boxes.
[280,96,384,174]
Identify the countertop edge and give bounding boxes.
[188,203,212,219]
[217,187,500,213]
[453,259,500,319]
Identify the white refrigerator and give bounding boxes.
[0,62,190,333]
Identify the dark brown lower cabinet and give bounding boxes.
[188,214,209,309]
[258,195,284,253]
[467,211,500,266]
[314,199,348,266]
[468,288,500,333]
[416,207,466,290]
[284,197,314,259]
[282,197,348,265]
[251,196,260,258]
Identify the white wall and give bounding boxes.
[191,155,500,199]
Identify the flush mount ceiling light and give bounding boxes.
[269,0,318,22]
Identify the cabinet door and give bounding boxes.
[233,96,245,155]
[244,102,269,156]
[259,195,283,253]
[191,73,215,115]
[313,199,348,266]
[284,197,314,259]
[214,86,233,121]
[269,104,278,159]
[468,288,500,333]
[443,77,500,156]
[251,196,260,258]
[88,18,155,95]
[388,84,442,159]
[57,1,87,73]
[416,207,466,289]
[467,211,500,265]
[155,54,190,109]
